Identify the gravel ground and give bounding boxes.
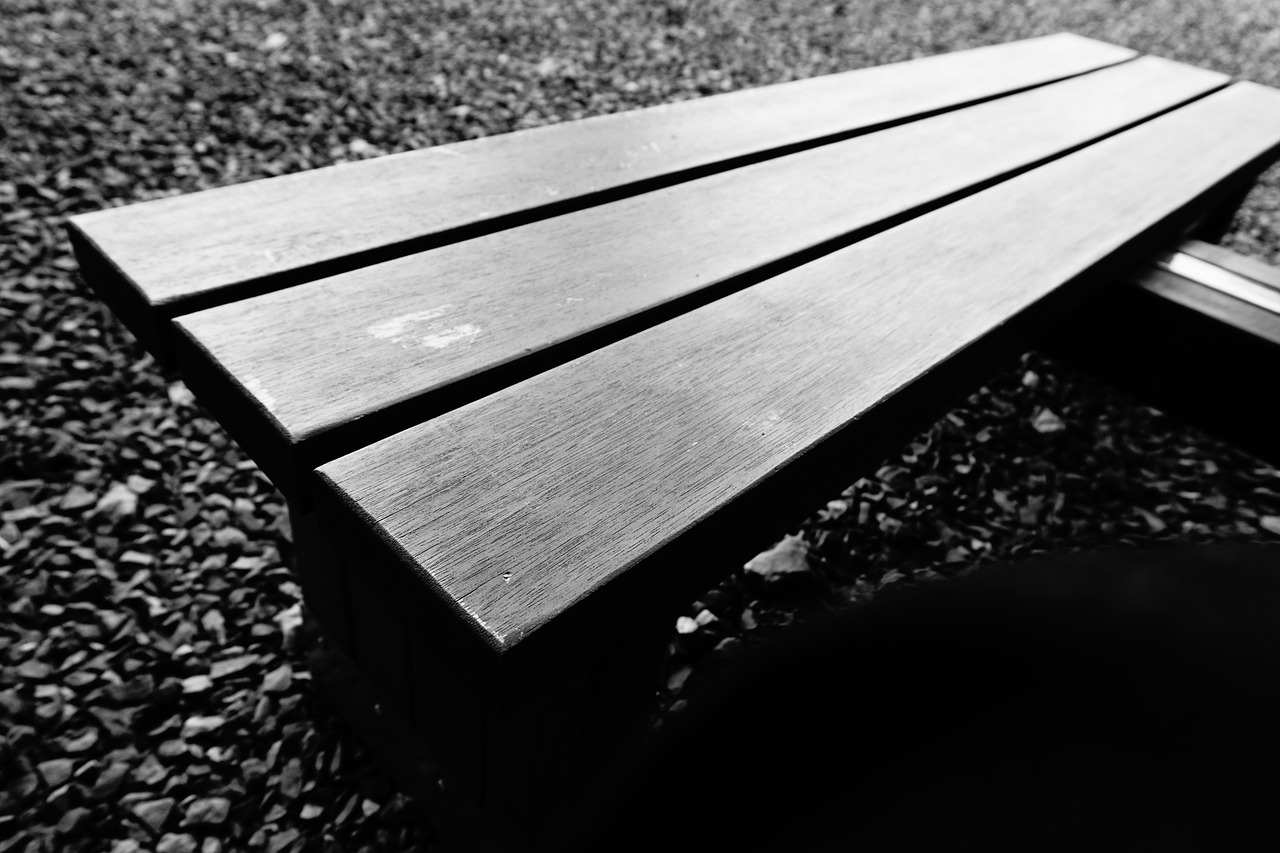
[5,1,1280,851]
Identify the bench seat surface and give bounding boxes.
[173,56,1218,472]
[317,83,1280,650]
[69,36,1280,672]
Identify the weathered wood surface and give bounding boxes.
[316,83,1280,657]
[175,56,1222,495]
[67,32,1131,354]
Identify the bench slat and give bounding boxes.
[317,82,1280,655]
[174,56,1222,496]
[67,34,1131,353]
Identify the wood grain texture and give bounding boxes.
[317,82,1280,657]
[1181,238,1280,292]
[175,56,1223,494]
[67,34,1132,337]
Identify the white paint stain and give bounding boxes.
[367,306,480,350]
[419,324,481,349]
[368,306,451,343]
[243,375,277,411]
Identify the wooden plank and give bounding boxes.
[1181,238,1280,292]
[315,83,1280,666]
[175,56,1223,498]
[67,33,1133,355]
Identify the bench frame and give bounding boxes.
[291,170,1278,851]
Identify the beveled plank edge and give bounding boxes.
[200,72,1229,496]
[67,224,169,360]
[169,322,306,499]
[310,123,1280,692]
[311,463,517,697]
[1181,238,1280,292]
[69,48,1140,363]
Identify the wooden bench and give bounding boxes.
[68,34,1280,851]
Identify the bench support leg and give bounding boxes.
[479,622,669,850]
[286,499,354,656]
[300,508,673,850]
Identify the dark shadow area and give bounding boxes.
[569,542,1280,851]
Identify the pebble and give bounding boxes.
[56,806,92,835]
[261,663,292,693]
[90,762,131,800]
[36,758,75,787]
[278,758,303,799]
[181,675,213,694]
[132,797,176,833]
[133,754,168,785]
[266,829,300,853]
[210,654,258,680]
[157,834,199,853]
[182,797,231,826]
[181,716,226,738]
